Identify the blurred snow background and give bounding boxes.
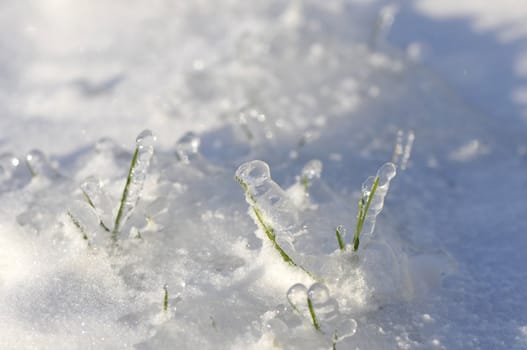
[0,0,527,349]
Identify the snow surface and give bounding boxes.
[1,1,527,349]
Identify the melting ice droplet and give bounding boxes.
[113,130,155,234]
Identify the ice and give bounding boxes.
[25,149,59,179]
[370,5,399,49]
[113,130,155,234]
[67,200,101,243]
[175,132,200,164]
[286,283,309,315]
[301,159,322,185]
[307,283,339,323]
[80,176,114,232]
[286,282,358,346]
[0,153,20,181]
[0,153,27,191]
[0,1,520,348]
[360,162,397,238]
[333,318,358,343]
[235,160,299,234]
[392,130,415,170]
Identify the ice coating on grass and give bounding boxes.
[235,160,298,233]
[114,130,155,233]
[287,283,309,314]
[301,159,322,185]
[0,153,20,181]
[333,318,358,343]
[25,149,58,179]
[235,107,273,142]
[360,162,397,237]
[67,200,101,242]
[175,132,200,163]
[370,4,399,50]
[80,176,114,230]
[307,283,339,323]
[286,282,357,346]
[392,129,415,170]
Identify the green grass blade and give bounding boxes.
[67,211,89,241]
[237,176,317,280]
[335,226,345,251]
[113,146,139,236]
[163,284,169,312]
[307,297,321,331]
[353,176,380,251]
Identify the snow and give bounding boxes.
[1,1,527,349]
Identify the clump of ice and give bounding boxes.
[359,162,397,240]
[235,160,299,235]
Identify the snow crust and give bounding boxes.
[1,1,526,349]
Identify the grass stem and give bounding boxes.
[163,285,169,313]
[67,211,88,241]
[113,146,139,237]
[335,226,345,251]
[353,176,379,251]
[236,176,317,280]
[307,296,321,331]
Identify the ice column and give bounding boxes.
[175,132,200,164]
[360,162,396,237]
[114,130,155,233]
[235,160,298,234]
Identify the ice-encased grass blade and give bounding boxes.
[67,211,89,241]
[81,177,112,232]
[163,284,169,313]
[352,176,379,251]
[113,130,155,237]
[335,225,345,251]
[307,296,321,331]
[235,161,316,280]
[352,162,397,250]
